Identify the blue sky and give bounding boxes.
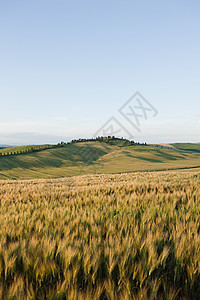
[0,0,200,145]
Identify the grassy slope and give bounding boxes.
[0,144,60,155]
[171,142,200,152]
[0,141,200,180]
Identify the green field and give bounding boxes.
[0,144,61,156]
[0,142,200,180]
[171,143,200,153]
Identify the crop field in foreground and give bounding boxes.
[0,172,199,299]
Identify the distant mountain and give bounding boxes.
[0,145,11,148]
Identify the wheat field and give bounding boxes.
[0,171,199,299]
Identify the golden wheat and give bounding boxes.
[0,171,199,299]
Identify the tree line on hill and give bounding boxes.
[0,144,62,157]
[0,137,175,158]
[68,136,147,146]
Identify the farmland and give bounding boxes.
[0,142,200,180]
[0,144,62,157]
[0,171,199,299]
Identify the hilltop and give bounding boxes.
[0,138,200,180]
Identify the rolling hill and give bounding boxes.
[0,141,200,180]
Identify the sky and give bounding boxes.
[0,0,200,145]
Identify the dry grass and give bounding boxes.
[0,171,199,299]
